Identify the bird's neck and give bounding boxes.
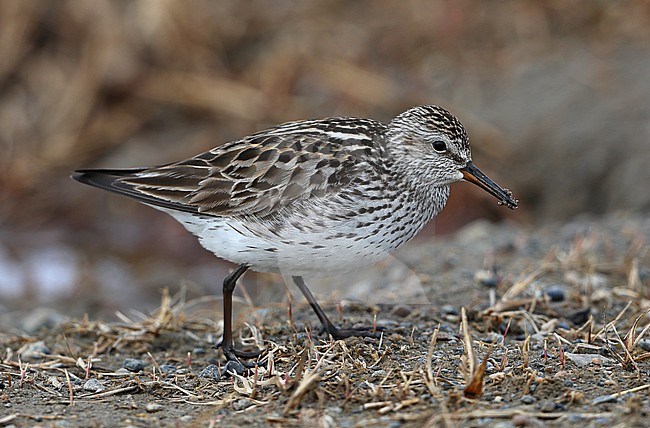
[381,154,451,222]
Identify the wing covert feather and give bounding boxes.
[119,130,378,217]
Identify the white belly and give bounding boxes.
[155,210,391,276]
[149,186,447,277]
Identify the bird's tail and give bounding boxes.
[71,168,197,213]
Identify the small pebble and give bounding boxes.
[390,304,413,318]
[47,376,63,390]
[83,379,104,393]
[320,415,336,428]
[517,319,536,335]
[482,332,504,344]
[20,341,51,360]
[192,347,206,355]
[232,398,252,411]
[553,370,568,379]
[556,321,570,330]
[568,308,591,325]
[371,370,386,379]
[512,414,528,427]
[441,305,458,316]
[544,285,565,302]
[566,353,614,368]
[115,368,131,375]
[159,364,177,375]
[540,401,562,412]
[474,269,499,288]
[145,403,164,413]
[123,358,146,372]
[638,338,650,352]
[520,394,536,404]
[222,360,245,376]
[199,364,221,381]
[20,308,65,333]
[529,333,545,343]
[539,400,555,413]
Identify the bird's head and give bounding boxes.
[387,105,518,209]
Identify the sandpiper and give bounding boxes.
[73,105,517,366]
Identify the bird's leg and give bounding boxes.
[292,276,383,339]
[214,264,263,365]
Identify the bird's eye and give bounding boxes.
[432,140,447,153]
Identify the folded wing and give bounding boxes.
[73,130,376,218]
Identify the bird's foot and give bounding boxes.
[213,340,264,372]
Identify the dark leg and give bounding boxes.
[292,276,383,339]
[215,264,262,364]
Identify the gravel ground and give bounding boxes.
[1,212,649,427]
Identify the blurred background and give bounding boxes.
[1,1,649,318]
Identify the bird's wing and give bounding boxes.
[74,120,384,217]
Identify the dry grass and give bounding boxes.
[2,220,649,426]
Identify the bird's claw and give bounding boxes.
[213,340,264,373]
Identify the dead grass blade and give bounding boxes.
[64,369,74,406]
[450,409,616,420]
[501,268,546,303]
[464,347,492,399]
[283,369,322,415]
[460,307,490,399]
[623,308,650,355]
[0,414,18,424]
[592,383,650,405]
[460,307,475,378]
[423,325,441,397]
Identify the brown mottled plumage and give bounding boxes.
[73,105,517,371]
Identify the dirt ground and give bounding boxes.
[1,213,649,427]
